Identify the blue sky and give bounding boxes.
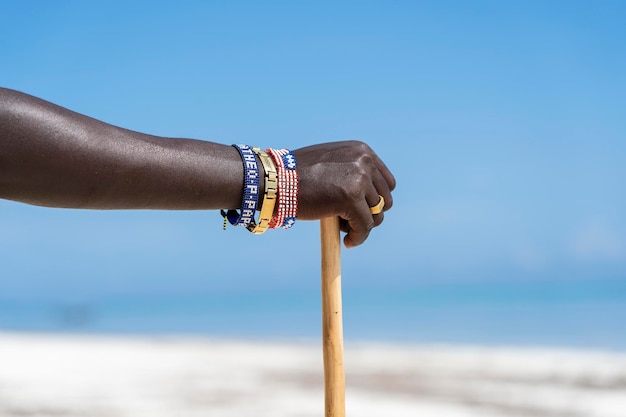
[1,1,625,304]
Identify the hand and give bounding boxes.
[293,141,396,248]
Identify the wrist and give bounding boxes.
[221,144,298,232]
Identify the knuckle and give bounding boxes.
[357,153,374,171]
[355,170,370,189]
[347,139,368,150]
[347,140,374,161]
[345,172,368,200]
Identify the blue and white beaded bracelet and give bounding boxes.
[221,144,261,227]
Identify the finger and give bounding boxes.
[372,210,384,227]
[344,186,379,248]
[372,170,393,212]
[343,205,374,248]
[365,188,385,227]
[371,152,397,191]
[358,142,395,192]
[343,211,372,248]
[339,218,350,234]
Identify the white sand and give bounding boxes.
[1,333,625,417]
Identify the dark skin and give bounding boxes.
[0,88,395,247]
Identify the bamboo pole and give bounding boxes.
[320,217,346,417]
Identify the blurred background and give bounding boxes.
[1,0,625,350]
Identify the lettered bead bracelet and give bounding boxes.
[220,144,260,228]
[266,148,299,229]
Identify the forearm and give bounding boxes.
[0,88,244,210]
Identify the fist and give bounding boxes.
[293,141,396,248]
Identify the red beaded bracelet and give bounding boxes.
[266,148,298,229]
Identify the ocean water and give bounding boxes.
[1,279,626,351]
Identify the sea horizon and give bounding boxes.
[2,278,625,352]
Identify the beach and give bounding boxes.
[1,333,625,417]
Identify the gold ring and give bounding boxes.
[369,195,385,215]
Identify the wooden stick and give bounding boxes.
[320,217,346,417]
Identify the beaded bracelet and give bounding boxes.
[221,144,260,228]
[246,147,278,234]
[266,148,299,229]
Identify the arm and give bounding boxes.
[0,87,244,210]
[0,88,395,247]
